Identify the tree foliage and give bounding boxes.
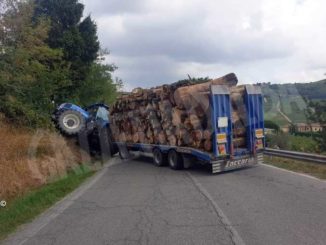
[172,76,211,88]
[34,0,99,87]
[305,100,326,152]
[295,80,326,101]
[264,120,280,132]
[0,0,121,127]
[0,0,69,126]
[76,63,122,107]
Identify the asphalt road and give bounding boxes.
[3,156,326,245]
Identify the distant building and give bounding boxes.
[295,123,310,133]
[295,123,324,133]
[280,125,290,133]
[264,128,275,135]
[310,123,324,132]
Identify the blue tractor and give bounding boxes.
[52,103,117,158]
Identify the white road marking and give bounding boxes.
[187,172,246,245]
[261,163,326,183]
[2,158,120,245]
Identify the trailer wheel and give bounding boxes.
[153,148,167,167]
[168,150,183,170]
[118,144,130,159]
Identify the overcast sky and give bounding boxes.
[81,0,326,90]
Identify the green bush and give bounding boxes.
[264,120,280,132]
[0,0,121,128]
[266,133,319,153]
[266,133,290,149]
[288,135,319,153]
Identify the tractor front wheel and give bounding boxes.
[57,110,86,136]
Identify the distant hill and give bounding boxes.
[260,79,326,126]
[294,79,326,101]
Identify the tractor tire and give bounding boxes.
[98,127,115,161]
[107,128,119,156]
[57,110,86,136]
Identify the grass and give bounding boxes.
[287,135,319,153]
[262,83,310,124]
[266,134,320,153]
[0,118,83,200]
[0,166,95,240]
[264,155,326,180]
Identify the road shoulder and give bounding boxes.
[1,158,120,245]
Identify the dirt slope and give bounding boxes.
[0,116,89,200]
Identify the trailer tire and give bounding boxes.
[153,148,167,167]
[168,150,183,170]
[118,144,130,159]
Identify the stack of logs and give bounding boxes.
[230,85,247,148]
[110,73,247,152]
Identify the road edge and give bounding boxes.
[1,157,120,245]
[261,163,326,183]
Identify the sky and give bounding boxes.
[81,0,326,91]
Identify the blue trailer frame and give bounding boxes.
[113,84,265,173]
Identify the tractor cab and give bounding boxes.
[85,103,110,124]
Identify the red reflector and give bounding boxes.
[256,139,263,149]
[218,144,226,155]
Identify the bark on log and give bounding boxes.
[110,73,249,153]
[203,130,212,140]
[233,126,246,137]
[204,139,212,151]
[174,73,238,109]
[233,137,246,147]
[168,135,177,146]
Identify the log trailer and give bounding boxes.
[53,85,265,174]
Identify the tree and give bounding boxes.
[305,100,326,152]
[0,0,70,127]
[0,0,122,127]
[33,0,100,93]
[264,120,280,132]
[33,0,121,108]
[79,16,100,64]
[76,63,121,107]
[33,0,84,50]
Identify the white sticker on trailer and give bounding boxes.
[218,117,228,128]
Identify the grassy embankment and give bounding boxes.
[265,133,325,180]
[266,134,320,153]
[264,155,326,180]
[0,166,94,240]
[0,116,91,199]
[0,116,95,240]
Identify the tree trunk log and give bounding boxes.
[233,137,246,147]
[174,73,238,109]
[110,73,249,152]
